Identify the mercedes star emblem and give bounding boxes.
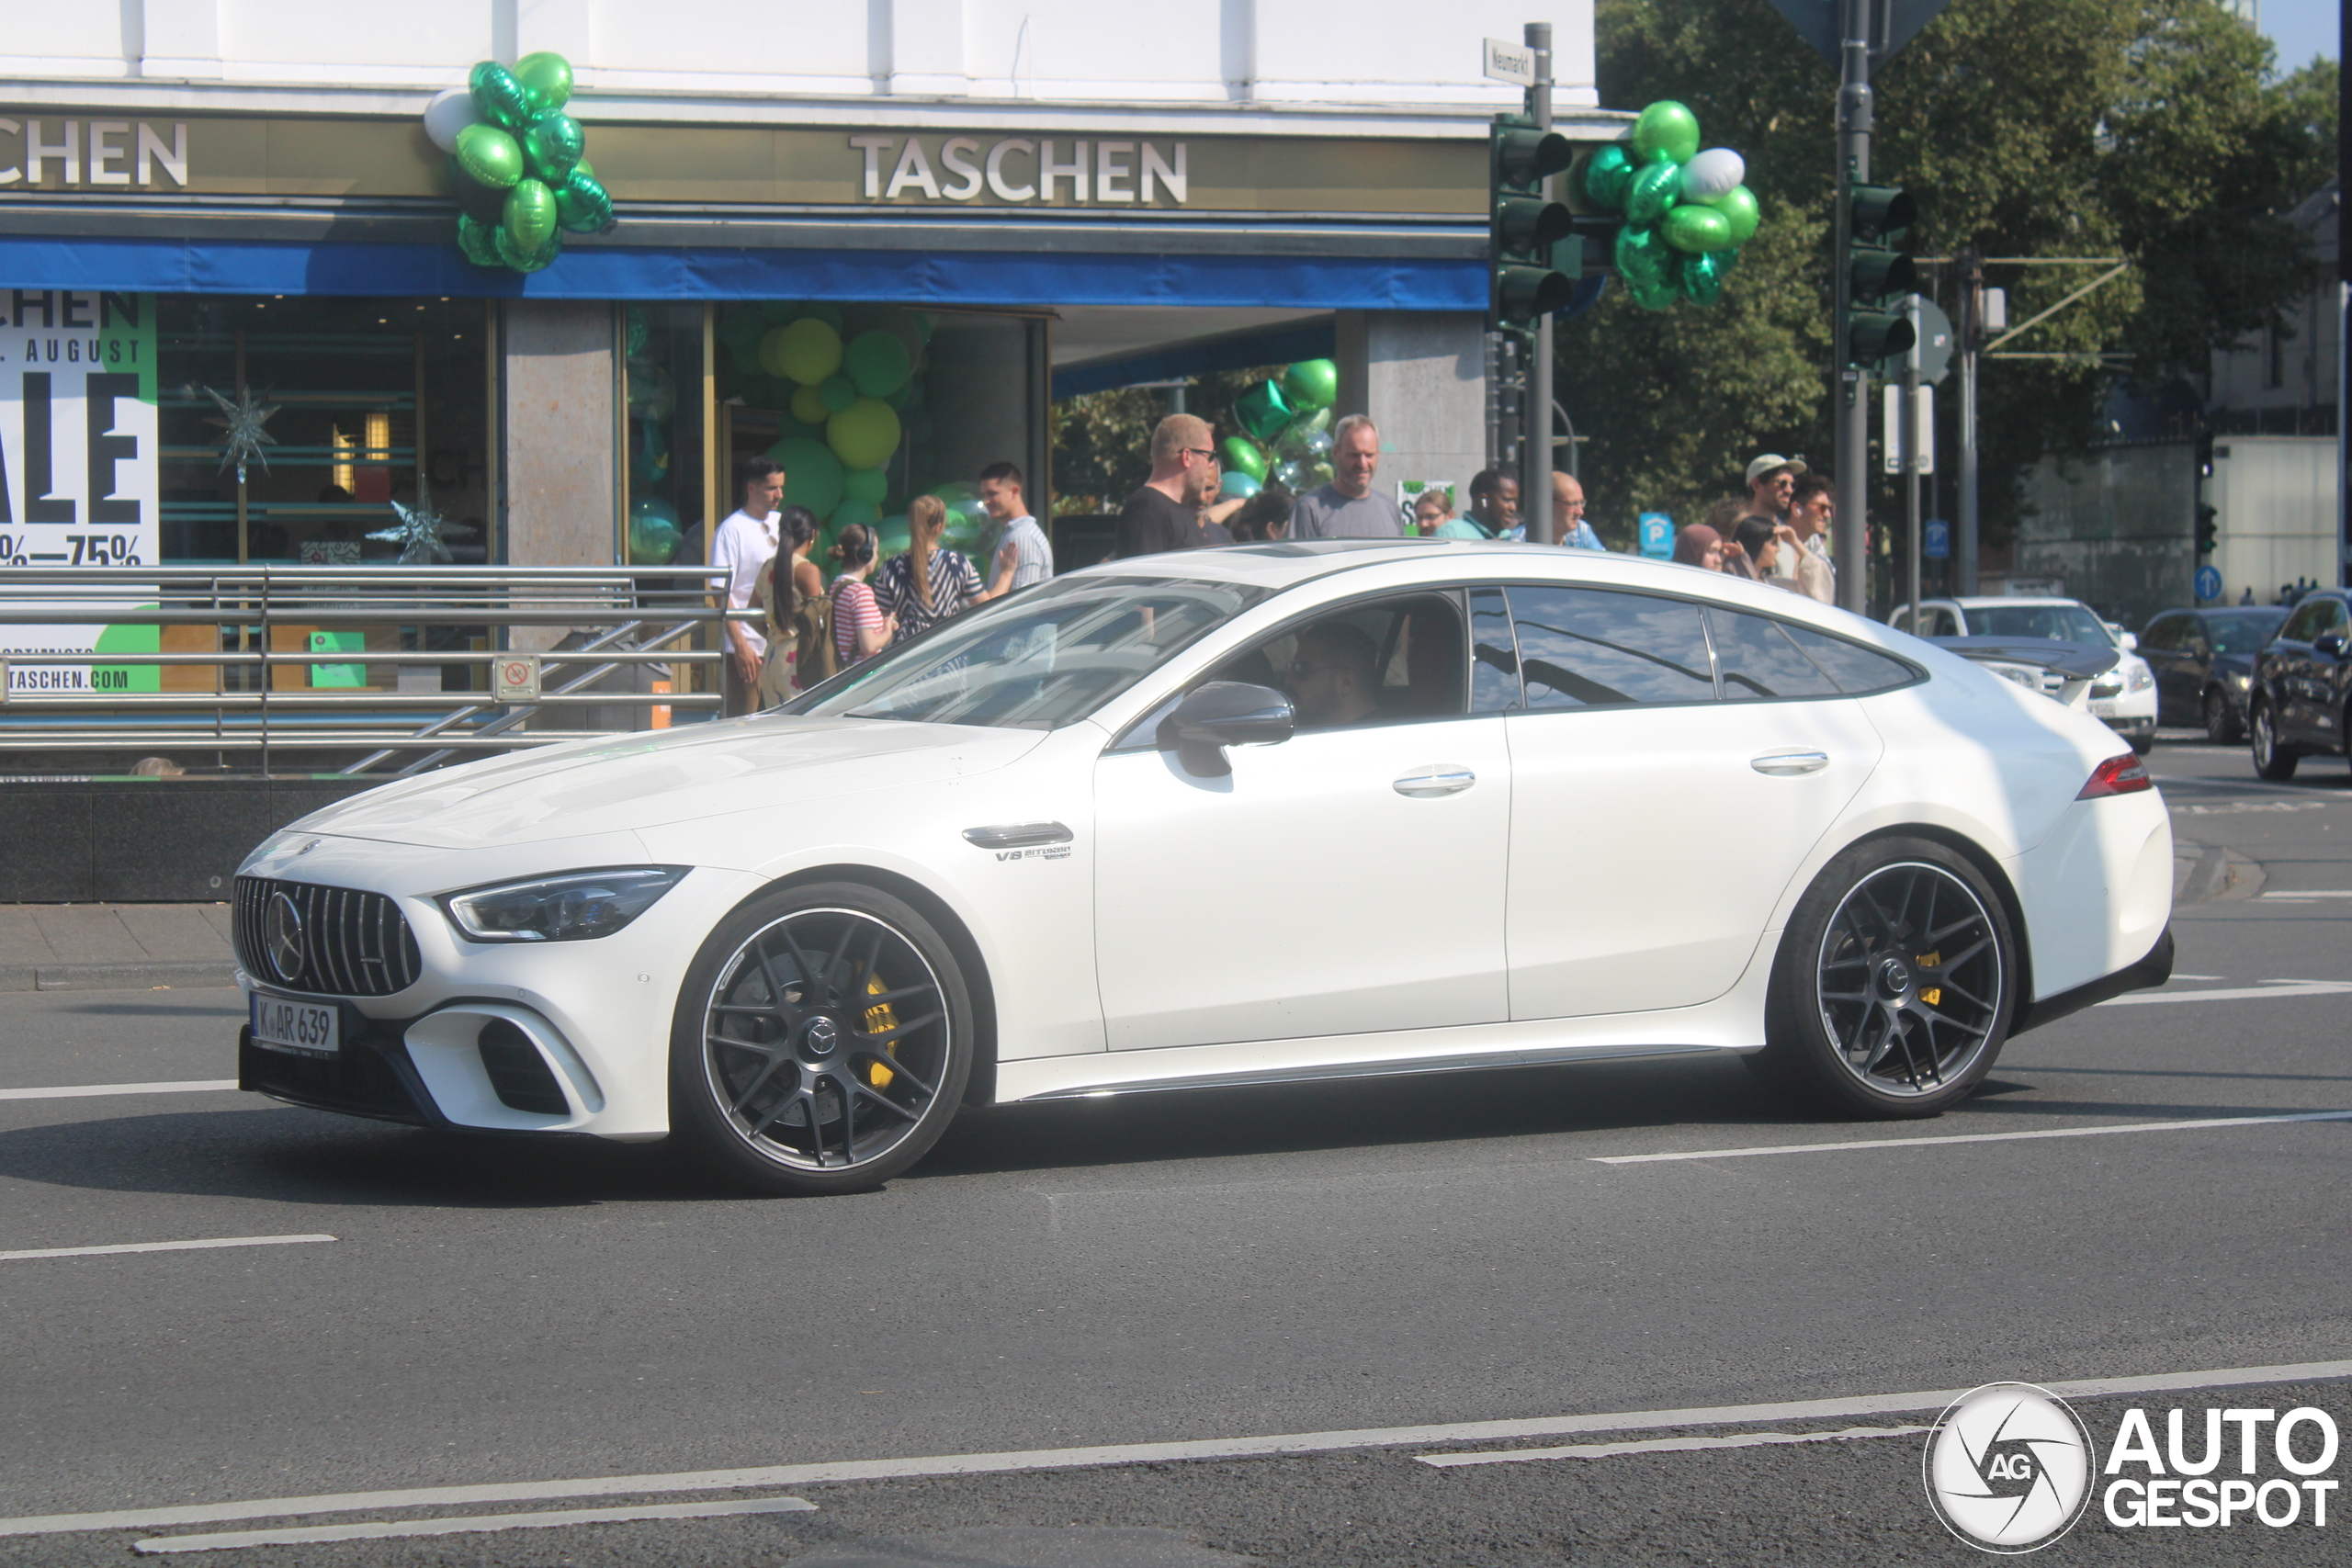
[264,891,307,984]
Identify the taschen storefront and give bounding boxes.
[0,103,1623,579]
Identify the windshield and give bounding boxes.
[1968,604,2113,644]
[784,574,1273,729]
[2209,611,2288,655]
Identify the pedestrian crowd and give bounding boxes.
[711,402,1843,716]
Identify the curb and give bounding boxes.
[2171,840,2267,906]
[0,961,238,993]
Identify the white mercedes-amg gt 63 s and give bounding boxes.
[233,540,2174,1195]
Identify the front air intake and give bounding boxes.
[476,1020,570,1115]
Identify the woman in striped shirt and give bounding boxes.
[829,525,895,668]
[873,495,986,647]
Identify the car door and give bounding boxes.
[1092,590,1509,1052]
[2271,598,2334,741]
[2138,615,2187,722]
[2308,597,2352,748]
[1495,585,1888,1020]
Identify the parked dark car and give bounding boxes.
[2136,606,2290,743]
[2248,590,2352,779]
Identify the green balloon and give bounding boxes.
[522,112,583,185]
[1632,100,1702,166]
[1711,184,1761,245]
[1281,358,1338,412]
[1233,378,1293,442]
[842,330,913,398]
[1577,143,1634,212]
[797,303,845,332]
[454,215,503,267]
[771,318,843,386]
[503,177,558,254]
[553,169,612,233]
[455,123,523,188]
[827,397,902,470]
[629,362,676,422]
[469,61,532,130]
[842,467,890,505]
[1678,251,1727,308]
[768,435,845,517]
[492,226,559,274]
[624,306,650,358]
[819,374,858,413]
[831,498,883,533]
[1663,203,1734,254]
[873,517,911,560]
[718,308,766,354]
[1219,471,1261,502]
[628,497,683,566]
[789,382,831,424]
[1220,436,1266,480]
[1615,223,1672,288]
[513,51,574,117]
[1626,162,1682,226]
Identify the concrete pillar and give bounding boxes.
[1337,310,1487,515]
[503,300,617,571]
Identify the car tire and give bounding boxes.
[2251,700,2299,781]
[2130,731,2155,755]
[670,880,974,1197]
[1753,837,2018,1119]
[2203,688,2241,745]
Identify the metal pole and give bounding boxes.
[1958,247,1981,595]
[1833,0,1872,614]
[1522,21,1555,546]
[1905,296,1922,627]
[1483,332,1501,474]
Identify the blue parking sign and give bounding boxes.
[2195,564,2222,602]
[1638,513,1674,558]
[1923,518,1949,559]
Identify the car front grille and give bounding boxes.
[234,875,423,998]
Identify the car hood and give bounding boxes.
[2211,651,2256,678]
[291,716,1048,850]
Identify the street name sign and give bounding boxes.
[1482,38,1537,88]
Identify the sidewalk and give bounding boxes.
[0,904,238,991]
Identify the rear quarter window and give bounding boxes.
[1781,624,1920,694]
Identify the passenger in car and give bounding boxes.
[1287,622,1381,728]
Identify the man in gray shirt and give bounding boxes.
[1285,414,1405,539]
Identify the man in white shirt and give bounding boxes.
[978,460,1052,598]
[710,457,785,716]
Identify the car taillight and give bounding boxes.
[2077,753,2152,799]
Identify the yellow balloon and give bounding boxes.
[790,382,831,425]
[827,397,902,471]
[772,317,843,387]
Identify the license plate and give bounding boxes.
[251,993,338,1058]
[2091,699,2120,717]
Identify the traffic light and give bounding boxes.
[2195,504,2218,556]
[1843,182,1917,366]
[1490,117,1576,324]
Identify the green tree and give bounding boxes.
[1048,367,1285,514]
[1571,0,2334,551]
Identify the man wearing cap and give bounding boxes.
[1740,454,1805,581]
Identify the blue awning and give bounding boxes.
[0,235,1486,312]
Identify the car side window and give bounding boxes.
[1469,586,1521,712]
[2280,601,2328,642]
[1928,608,1960,637]
[1507,586,1716,708]
[2140,615,2178,652]
[1204,591,1471,729]
[1780,624,1920,694]
[1708,607,1842,700]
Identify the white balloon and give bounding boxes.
[422,86,482,153]
[1679,148,1747,203]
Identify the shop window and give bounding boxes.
[156,296,492,566]
[622,303,708,567]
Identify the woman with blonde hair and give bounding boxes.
[872,493,985,647]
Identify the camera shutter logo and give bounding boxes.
[264,891,307,986]
[1923,1382,2095,1552]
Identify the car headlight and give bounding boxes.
[2227,670,2251,689]
[2126,666,2154,693]
[439,866,689,943]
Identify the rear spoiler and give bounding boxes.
[1930,637,2120,709]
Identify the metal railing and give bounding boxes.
[0,566,752,774]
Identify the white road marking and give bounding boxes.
[0,1080,239,1101]
[2170,799,2333,816]
[1591,1111,2352,1165]
[2099,981,2352,1004]
[6,1360,2348,1540]
[133,1496,816,1554]
[1419,1424,1932,1468]
[2168,974,2225,981]
[1,1235,334,1263]
[2260,890,2352,897]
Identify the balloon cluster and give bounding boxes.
[1215,359,1339,501]
[1576,100,1760,311]
[424,54,614,274]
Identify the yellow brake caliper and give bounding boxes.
[864,974,899,1089]
[1915,950,1941,1007]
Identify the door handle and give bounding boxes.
[1751,750,1829,776]
[1394,767,1476,797]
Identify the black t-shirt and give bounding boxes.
[1116,486,1198,558]
[1197,519,1235,547]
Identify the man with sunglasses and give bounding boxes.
[1114,413,1219,558]
[1286,621,1381,728]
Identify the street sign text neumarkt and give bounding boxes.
[1482,38,1537,87]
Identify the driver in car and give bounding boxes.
[1287,622,1381,728]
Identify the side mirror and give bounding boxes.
[2118,631,2139,652]
[2316,630,2348,659]
[1158,681,1295,777]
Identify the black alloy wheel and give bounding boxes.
[2251,700,2299,781]
[2203,687,2241,745]
[1754,838,2017,1118]
[671,882,972,1195]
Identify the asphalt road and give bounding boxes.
[1,732,2346,1565]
